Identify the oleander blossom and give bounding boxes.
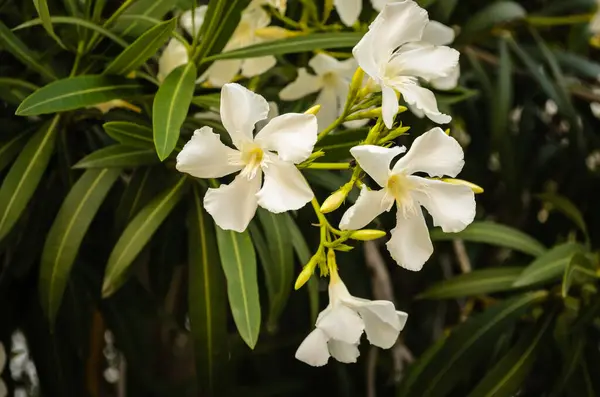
[591,0,600,35]
[334,0,395,26]
[339,128,476,271]
[295,273,408,366]
[176,83,318,232]
[280,53,357,129]
[352,1,459,128]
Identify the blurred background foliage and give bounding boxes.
[1,0,600,396]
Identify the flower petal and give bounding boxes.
[410,177,475,233]
[591,102,600,119]
[334,0,362,26]
[382,84,399,129]
[295,328,331,367]
[176,127,243,178]
[421,20,455,46]
[339,186,394,230]
[349,145,406,187]
[256,158,314,213]
[394,78,451,124]
[386,207,433,271]
[204,173,261,232]
[205,59,242,87]
[279,68,324,101]
[431,63,460,91]
[397,311,408,330]
[389,43,459,82]
[309,53,347,76]
[356,301,402,348]
[317,304,364,344]
[328,340,360,363]
[255,114,318,163]
[221,83,270,149]
[315,85,340,130]
[370,0,393,12]
[180,6,208,37]
[0,380,6,397]
[241,55,277,78]
[158,39,189,82]
[392,127,464,177]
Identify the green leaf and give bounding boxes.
[13,16,129,48]
[194,0,251,71]
[418,267,524,300]
[188,185,228,395]
[33,0,66,49]
[115,167,161,230]
[406,292,547,397]
[537,193,588,239]
[0,20,56,80]
[0,131,31,172]
[191,94,221,109]
[430,222,547,257]
[204,32,364,62]
[72,145,158,169]
[112,0,175,38]
[104,18,177,76]
[512,243,586,288]
[39,168,120,326]
[0,116,60,241]
[467,317,551,397]
[102,176,188,297]
[398,336,448,397]
[550,336,586,397]
[215,226,261,349]
[103,121,153,148]
[16,75,143,116]
[461,2,527,37]
[152,62,196,161]
[562,253,595,298]
[252,209,294,333]
[285,214,320,324]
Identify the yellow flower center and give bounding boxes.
[386,173,419,218]
[322,72,337,86]
[240,145,264,179]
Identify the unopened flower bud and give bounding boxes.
[305,105,321,115]
[320,188,348,214]
[348,67,365,100]
[349,229,387,241]
[295,256,318,290]
[441,178,484,194]
[255,26,301,40]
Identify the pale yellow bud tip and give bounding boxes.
[349,229,387,241]
[442,178,484,194]
[305,105,321,115]
[255,26,301,40]
[321,189,348,213]
[294,265,314,290]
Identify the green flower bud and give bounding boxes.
[349,229,387,241]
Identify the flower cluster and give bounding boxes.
[173,0,478,367]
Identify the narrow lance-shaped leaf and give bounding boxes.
[418,267,524,300]
[215,224,261,349]
[0,131,32,172]
[104,121,153,148]
[194,0,250,72]
[512,242,585,288]
[39,168,121,326]
[405,292,548,397]
[102,176,188,297]
[430,221,547,257]
[537,193,588,240]
[460,2,526,38]
[16,75,143,116]
[0,115,60,241]
[112,0,175,38]
[188,185,228,395]
[115,167,162,230]
[33,0,67,49]
[467,316,552,397]
[204,32,364,62]
[153,62,196,161]
[0,20,56,80]
[73,145,158,169]
[104,18,177,76]
[286,214,320,324]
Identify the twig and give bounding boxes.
[452,239,472,274]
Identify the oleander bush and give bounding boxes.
[1,0,600,396]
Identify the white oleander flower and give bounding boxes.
[180,5,276,87]
[0,342,6,397]
[295,272,408,366]
[280,53,357,129]
[335,0,395,26]
[157,38,189,82]
[590,0,600,35]
[352,1,459,128]
[176,83,317,232]
[339,128,476,271]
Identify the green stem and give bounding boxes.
[85,0,136,53]
[70,42,85,77]
[526,13,593,26]
[306,162,351,170]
